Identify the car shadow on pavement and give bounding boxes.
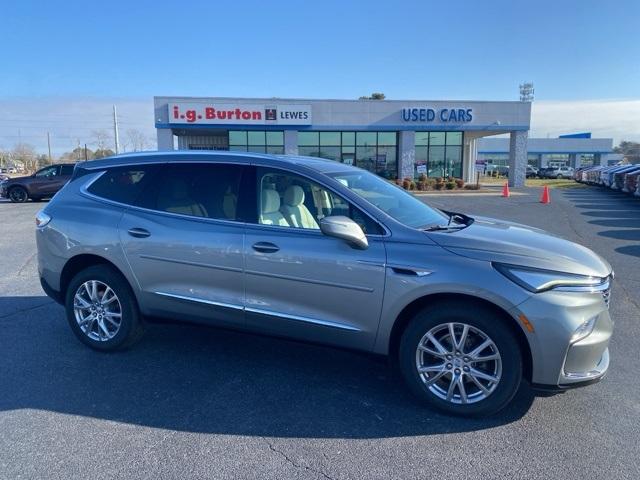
[562,189,640,257]
[0,296,535,438]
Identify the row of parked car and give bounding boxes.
[526,165,576,179]
[574,163,640,196]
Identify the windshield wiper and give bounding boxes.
[423,224,468,232]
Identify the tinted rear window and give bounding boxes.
[60,164,75,176]
[87,165,158,205]
[136,163,245,221]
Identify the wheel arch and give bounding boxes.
[388,293,533,382]
[60,254,134,302]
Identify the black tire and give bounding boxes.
[398,302,522,417]
[64,264,145,351]
[8,186,28,203]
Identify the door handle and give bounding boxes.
[127,228,151,238]
[252,242,279,253]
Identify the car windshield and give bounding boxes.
[328,170,448,229]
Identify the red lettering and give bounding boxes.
[252,111,261,120]
[173,106,179,119]
[227,110,234,119]
[205,107,215,119]
[242,111,251,120]
[186,110,197,123]
[235,108,241,119]
[217,111,227,119]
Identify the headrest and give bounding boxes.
[261,189,281,213]
[284,185,305,206]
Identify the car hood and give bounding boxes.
[428,216,612,278]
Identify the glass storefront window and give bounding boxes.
[266,131,284,145]
[429,132,446,145]
[248,131,266,146]
[298,131,398,178]
[356,132,377,146]
[446,132,462,145]
[428,146,445,177]
[229,130,283,154]
[445,146,462,178]
[414,131,463,179]
[415,132,430,146]
[320,131,341,145]
[342,132,355,145]
[298,131,319,146]
[229,131,247,146]
[378,132,397,145]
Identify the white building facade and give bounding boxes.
[154,96,532,186]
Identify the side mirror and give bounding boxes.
[319,216,368,250]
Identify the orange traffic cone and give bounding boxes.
[540,185,550,204]
[502,182,510,197]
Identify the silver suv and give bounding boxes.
[36,152,613,416]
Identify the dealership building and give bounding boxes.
[477,133,619,171]
[154,96,532,186]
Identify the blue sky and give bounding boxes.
[1,0,639,153]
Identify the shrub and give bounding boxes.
[434,182,444,190]
[445,181,456,190]
[464,183,480,190]
[394,178,402,186]
[409,181,416,190]
[418,173,428,182]
[455,178,465,189]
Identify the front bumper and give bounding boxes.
[513,286,613,389]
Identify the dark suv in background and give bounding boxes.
[0,163,75,202]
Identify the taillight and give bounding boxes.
[35,210,51,228]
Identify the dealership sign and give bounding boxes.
[401,108,473,123]
[168,103,312,125]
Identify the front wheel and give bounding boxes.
[399,303,522,416]
[65,265,145,351]
[8,186,28,203]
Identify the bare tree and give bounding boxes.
[91,129,112,151]
[12,143,38,173]
[124,128,149,152]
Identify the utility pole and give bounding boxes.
[47,132,52,164]
[113,105,120,154]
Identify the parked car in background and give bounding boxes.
[623,170,640,194]
[0,163,75,203]
[602,165,637,188]
[36,151,614,417]
[612,166,640,190]
[526,165,538,178]
[543,166,575,179]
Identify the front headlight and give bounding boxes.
[493,263,608,293]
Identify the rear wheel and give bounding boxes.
[64,265,144,351]
[399,302,522,416]
[8,186,28,203]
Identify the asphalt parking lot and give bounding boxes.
[1,187,639,480]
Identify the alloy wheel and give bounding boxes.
[73,280,122,341]
[9,188,27,202]
[415,322,502,405]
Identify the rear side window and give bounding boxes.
[87,165,158,205]
[136,163,245,221]
[60,164,74,176]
